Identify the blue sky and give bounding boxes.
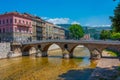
[0,0,119,26]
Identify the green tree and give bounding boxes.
[111,32,120,40]
[110,3,120,32]
[69,24,84,39]
[100,30,111,40]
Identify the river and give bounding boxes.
[0,46,97,80]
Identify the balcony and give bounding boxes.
[15,23,31,28]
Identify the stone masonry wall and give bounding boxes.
[0,43,11,59]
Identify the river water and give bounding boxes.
[0,46,97,80]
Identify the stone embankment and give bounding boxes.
[89,58,120,80]
[0,43,11,59]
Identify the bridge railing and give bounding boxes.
[17,39,120,45]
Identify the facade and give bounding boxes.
[53,26,65,39]
[44,22,65,40]
[44,22,54,39]
[0,12,65,42]
[24,13,45,41]
[59,27,65,39]
[0,12,32,42]
[80,34,91,40]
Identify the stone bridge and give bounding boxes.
[11,40,120,59]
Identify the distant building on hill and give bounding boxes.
[83,26,112,40]
[83,34,91,40]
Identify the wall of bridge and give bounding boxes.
[21,41,120,59]
[0,43,11,59]
[8,40,120,59]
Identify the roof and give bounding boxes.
[0,12,32,20]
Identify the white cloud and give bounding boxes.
[92,24,111,27]
[46,18,70,24]
[85,24,90,26]
[71,21,80,24]
[41,17,49,20]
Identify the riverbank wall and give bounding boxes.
[0,43,11,59]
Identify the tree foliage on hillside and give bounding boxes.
[100,30,111,40]
[110,3,120,32]
[100,30,120,40]
[69,24,84,39]
[100,0,120,40]
[111,32,120,40]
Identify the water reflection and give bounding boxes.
[0,47,97,80]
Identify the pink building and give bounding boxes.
[0,12,32,42]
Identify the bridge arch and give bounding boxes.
[70,44,91,58]
[22,45,37,56]
[43,43,63,52]
[101,46,120,58]
[42,43,64,57]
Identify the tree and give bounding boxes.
[111,32,120,40]
[100,30,111,40]
[110,3,120,32]
[69,24,84,39]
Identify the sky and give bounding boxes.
[0,0,119,26]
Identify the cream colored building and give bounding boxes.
[53,25,65,39]
[44,22,54,39]
[44,22,65,40]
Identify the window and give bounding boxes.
[15,19,17,23]
[15,27,17,32]
[0,29,1,33]
[19,27,21,32]
[26,21,28,24]
[3,28,5,33]
[6,19,8,24]
[6,28,9,32]
[10,27,13,32]
[19,20,21,23]
[10,19,13,23]
[3,20,5,24]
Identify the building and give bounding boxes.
[54,26,65,39]
[43,22,65,40]
[56,24,71,39]
[0,12,32,42]
[44,22,54,39]
[0,12,65,42]
[23,13,45,41]
[83,34,91,40]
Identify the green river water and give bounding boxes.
[0,47,97,80]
